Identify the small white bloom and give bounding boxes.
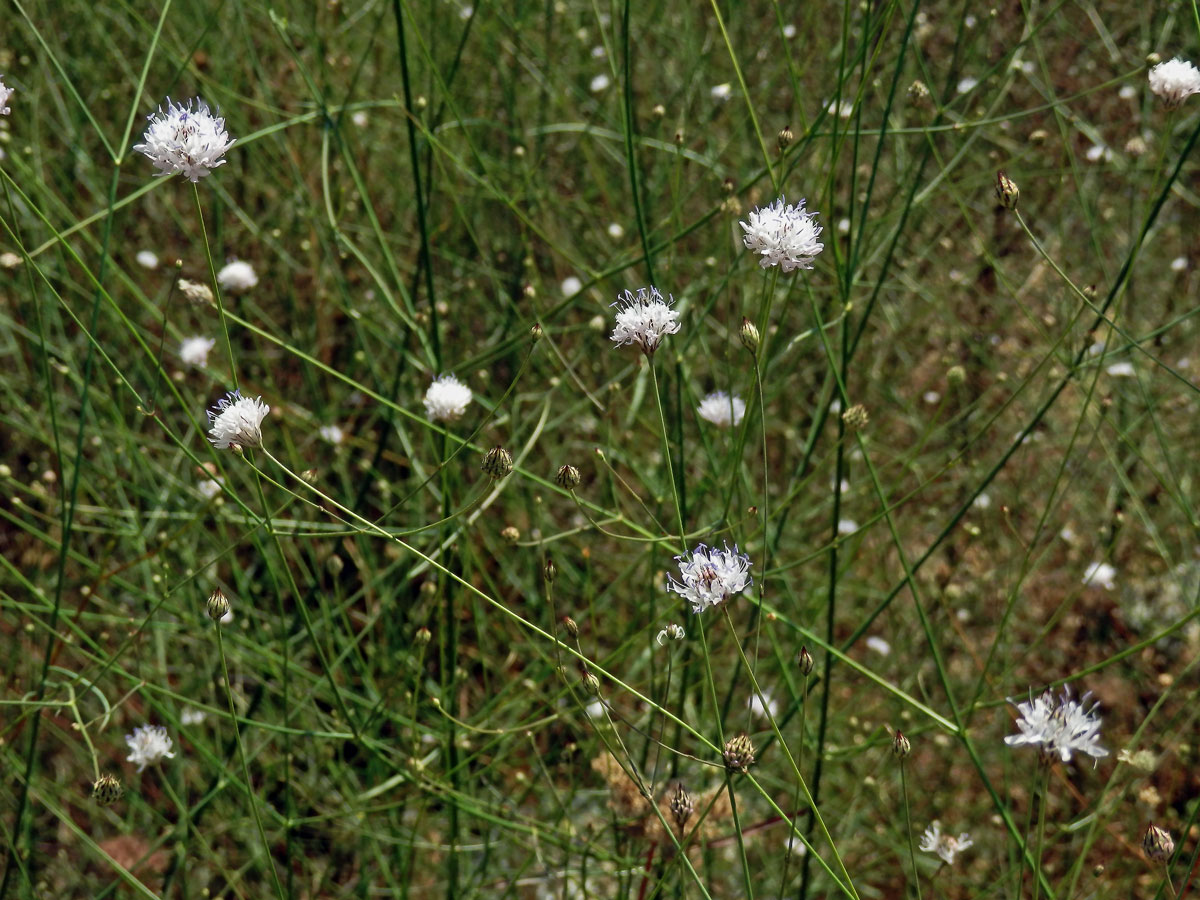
[919,821,973,865]
[973,493,992,510]
[1085,143,1112,163]
[125,724,176,772]
[957,77,978,94]
[1004,686,1109,764]
[320,424,345,445]
[423,374,473,422]
[591,45,606,59]
[783,23,796,39]
[923,390,941,404]
[656,623,685,645]
[0,78,13,116]
[1105,361,1135,377]
[837,217,851,234]
[585,700,605,719]
[1119,84,1137,100]
[179,336,216,367]
[351,110,369,127]
[711,82,733,101]
[180,707,207,726]
[132,97,235,182]
[216,259,258,293]
[837,518,859,536]
[1149,57,1200,107]
[825,98,854,118]
[198,478,222,500]
[1171,256,1188,272]
[207,390,270,450]
[747,690,778,719]
[1083,560,1117,590]
[866,635,891,656]
[561,276,583,297]
[696,391,746,428]
[609,286,680,355]
[740,196,824,272]
[607,222,625,239]
[589,73,611,93]
[667,541,752,614]
[136,250,159,269]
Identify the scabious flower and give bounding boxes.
[667,541,752,614]
[609,286,680,355]
[747,689,778,719]
[132,97,235,182]
[319,424,344,445]
[217,259,258,293]
[424,374,473,422]
[0,78,14,116]
[136,250,159,269]
[180,336,215,367]
[125,725,176,772]
[656,623,685,645]
[1083,560,1117,590]
[919,821,973,865]
[740,197,824,272]
[1149,57,1200,108]
[1004,686,1110,765]
[696,391,746,427]
[207,390,269,450]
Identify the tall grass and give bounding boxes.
[2,1,1200,897]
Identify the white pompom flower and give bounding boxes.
[667,542,753,614]
[424,374,473,422]
[180,336,215,367]
[609,286,680,356]
[1148,57,1200,108]
[740,197,824,272]
[1004,686,1109,765]
[207,390,270,450]
[125,725,176,772]
[696,391,746,427]
[133,97,235,182]
[0,78,14,116]
[216,259,258,293]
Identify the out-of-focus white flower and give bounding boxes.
[1171,256,1188,272]
[837,518,858,536]
[216,259,258,293]
[747,690,778,719]
[589,74,611,93]
[783,23,797,39]
[198,478,222,500]
[132,97,235,182]
[866,635,891,656]
[711,83,732,101]
[656,623,685,645]
[0,78,13,115]
[180,707,207,726]
[1149,57,1200,107]
[957,77,979,95]
[696,391,746,428]
[178,278,214,306]
[320,424,345,445]
[740,197,824,272]
[423,374,473,422]
[607,223,625,239]
[585,700,605,719]
[136,250,159,269]
[561,276,583,297]
[667,542,752,614]
[207,390,269,450]
[1083,560,1117,590]
[351,110,369,127]
[180,336,215,367]
[1106,361,1135,377]
[125,724,176,772]
[1085,143,1112,163]
[609,286,680,355]
[919,822,973,865]
[1004,686,1109,764]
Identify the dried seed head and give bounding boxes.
[91,774,123,807]
[1143,824,1174,862]
[206,589,230,621]
[723,733,757,773]
[798,645,815,676]
[556,464,581,490]
[995,171,1019,210]
[908,80,930,104]
[842,404,869,429]
[670,783,694,829]
[893,730,912,759]
[739,317,761,353]
[500,525,521,544]
[482,446,514,479]
[178,278,215,306]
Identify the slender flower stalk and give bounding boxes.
[133,97,235,181]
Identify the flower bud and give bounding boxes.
[543,558,557,582]
[798,645,815,676]
[582,671,600,695]
[91,774,123,807]
[206,589,230,622]
[995,171,1019,210]
[842,404,869,429]
[563,616,579,639]
[530,322,543,341]
[1143,824,1174,862]
[555,464,581,490]
[482,446,514,479]
[777,125,794,151]
[907,80,930,104]
[414,626,432,644]
[670,783,694,829]
[500,525,520,544]
[947,364,966,385]
[739,317,761,353]
[892,730,912,759]
[723,733,757,773]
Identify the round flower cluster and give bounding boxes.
[217,259,258,293]
[1148,57,1200,108]
[133,97,236,182]
[609,286,680,356]
[124,724,176,772]
[1004,686,1109,765]
[667,541,752,614]
[696,391,746,428]
[207,390,270,450]
[424,374,473,422]
[740,197,824,272]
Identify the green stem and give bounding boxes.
[901,762,923,900]
[192,183,238,391]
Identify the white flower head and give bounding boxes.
[319,424,345,445]
[697,391,746,427]
[1149,57,1200,108]
[609,286,680,355]
[590,73,611,93]
[656,623,685,645]
[711,82,733,101]
[132,97,235,182]
[180,707,207,726]
[1004,686,1109,765]
[424,373,473,422]
[124,724,176,772]
[1083,560,1117,590]
[740,197,824,272]
[667,541,752,614]
[207,390,270,450]
[0,78,13,116]
[747,690,778,719]
[216,259,258,293]
[180,336,216,367]
[136,250,160,269]
[919,821,973,865]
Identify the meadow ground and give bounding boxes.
[2,1,1200,898]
